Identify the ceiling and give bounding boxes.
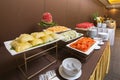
[108,0,120,4]
[99,0,120,8]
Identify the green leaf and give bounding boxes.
[38,21,58,28]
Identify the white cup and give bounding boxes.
[102,23,107,28]
[97,23,102,28]
[93,37,103,45]
[62,58,82,77]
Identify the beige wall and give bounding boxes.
[0,0,106,46]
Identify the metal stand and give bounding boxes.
[18,42,58,79]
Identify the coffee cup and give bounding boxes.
[97,23,102,28]
[102,23,107,28]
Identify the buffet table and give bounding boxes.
[58,41,111,80]
[87,42,110,80]
[3,27,111,80]
[25,38,110,80]
[1,38,111,80]
[41,41,111,80]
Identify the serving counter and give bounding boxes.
[57,41,110,80]
[87,42,110,80]
[1,40,111,80]
[1,32,110,80]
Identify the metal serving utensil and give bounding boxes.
[46,70,56,79]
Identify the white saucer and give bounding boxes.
[59,65,82,80]
[95,45,101,50]
[99,42,104,45]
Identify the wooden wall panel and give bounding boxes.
[0,0,107,75]
[0,0,106,46]
[0,0,44,46]
[79,0,107,23]
[45,0,67,26]
[66,0,106,28]
[66,0,81,28]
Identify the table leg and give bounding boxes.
[24,53,27,72]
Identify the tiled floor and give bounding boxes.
[104,29,120,80]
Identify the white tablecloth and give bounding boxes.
[98,28,115,46]
[108,28,115,46]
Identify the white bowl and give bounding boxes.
[93,37,103,45]
[98,32,109,41]
[62,58,82,77]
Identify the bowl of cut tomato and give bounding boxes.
[66,37,97,55]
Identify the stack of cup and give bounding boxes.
[97,23,102,28]
[101,23,107,28]
[97,23,107,28]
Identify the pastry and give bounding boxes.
[31,32,45,38]
[30,38,43,46]
[11,40,19,49]
[41,35,54,43]
[11,41,32,52]
[18,34,34,42]
[50,33,58,39]
[46,26,68,33]
[43,30,53,35]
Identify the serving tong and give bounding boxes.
[39,70,59,80]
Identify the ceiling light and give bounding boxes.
[108,0,120,4]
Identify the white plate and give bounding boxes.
[61,33,83,42]
[66,37,97,55]
[99,42,104,45]
[59,65,82,80]
[94,45,101,50]
[4,39,60,56]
